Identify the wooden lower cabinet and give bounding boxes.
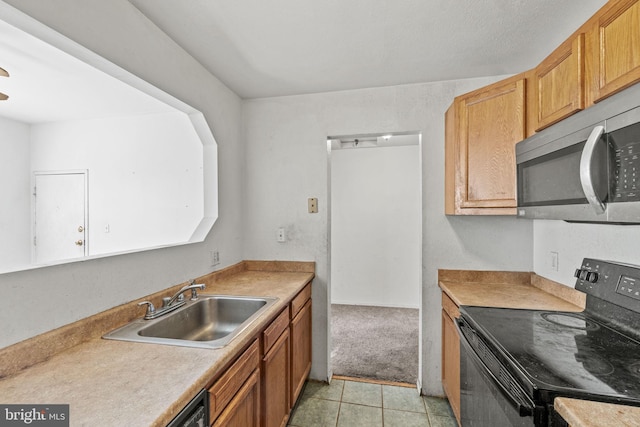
[207,283,313,427]
[441,293,461,425]
[262,309,291,427]
[213,370,260,427]
[290,295,312,407]
[209,340,261,426]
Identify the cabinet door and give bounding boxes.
[535,34,585,131]
[213,370,260,427]
[262,328,290,427]
[290,299,312,407]
[441,310,461,425]
[591,0,640,102]
[209,340,260,422]
[456,76,525,213]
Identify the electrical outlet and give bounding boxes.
[550,251,559,271]
[211,250,220,266]
[277,227,286,243]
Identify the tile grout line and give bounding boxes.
[335,379,345,427]
[380,384,384,427]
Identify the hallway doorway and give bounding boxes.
[327,132,422,385]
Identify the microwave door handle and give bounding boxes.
[580,125,606,214]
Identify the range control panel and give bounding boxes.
[616,275,640,301]
[575,258,640,313]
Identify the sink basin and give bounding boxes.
[103,295,278,349]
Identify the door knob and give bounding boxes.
[75,240,84,246]
[78,226,84,232]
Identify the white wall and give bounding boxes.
[0,116,30,267]
[331,144,421,308]
[533,220,640,285]
[242,78,533,393]
[0,0,244,349]
[30,112,203,256]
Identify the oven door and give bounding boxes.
[457,318,539,426]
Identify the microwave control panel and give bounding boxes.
[611,134,640,203]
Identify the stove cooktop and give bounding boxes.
[461,305,640,404]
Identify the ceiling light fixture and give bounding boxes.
[0,66,9,100]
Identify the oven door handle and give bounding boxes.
[580,125,606,214]
[455,318,535,417]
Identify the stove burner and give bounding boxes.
[628,361,640,378]
[541,313,600,331]
[576,355,615,376]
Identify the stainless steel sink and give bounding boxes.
[103,295,278,349]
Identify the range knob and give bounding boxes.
[574,269,588,280]
[574,269,599,283]
[586,272,599,283]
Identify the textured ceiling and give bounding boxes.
[128,0,608,99]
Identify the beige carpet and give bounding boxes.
[331,304,419,384]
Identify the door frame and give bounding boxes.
[325,131,424,390]
[32,169,89,264]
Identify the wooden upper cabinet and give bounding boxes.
[445,75,525,215]
[591,0,640,102]
[535,34,585,131]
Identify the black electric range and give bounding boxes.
[457,259,640,426]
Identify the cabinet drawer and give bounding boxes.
[263,308,289,354]
[208,339,259,422]
[442,293,460,319]
[290,283,311,318]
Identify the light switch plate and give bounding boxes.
[308,197,318,213]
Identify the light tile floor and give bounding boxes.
[288,379,458,427]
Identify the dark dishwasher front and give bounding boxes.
[166,389,209,427]
[457,317,537,427]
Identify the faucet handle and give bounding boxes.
[162,294,184,307]
[137,301,156,318]
[189,281,205,300]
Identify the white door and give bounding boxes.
[34,171,87,264]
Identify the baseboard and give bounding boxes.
[332,375,417,389]
[330,301,420,309]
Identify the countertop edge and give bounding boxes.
[555,397,640,427]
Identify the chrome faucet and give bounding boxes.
[138,281,205,320]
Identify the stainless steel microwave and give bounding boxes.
[516,83,640,224]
